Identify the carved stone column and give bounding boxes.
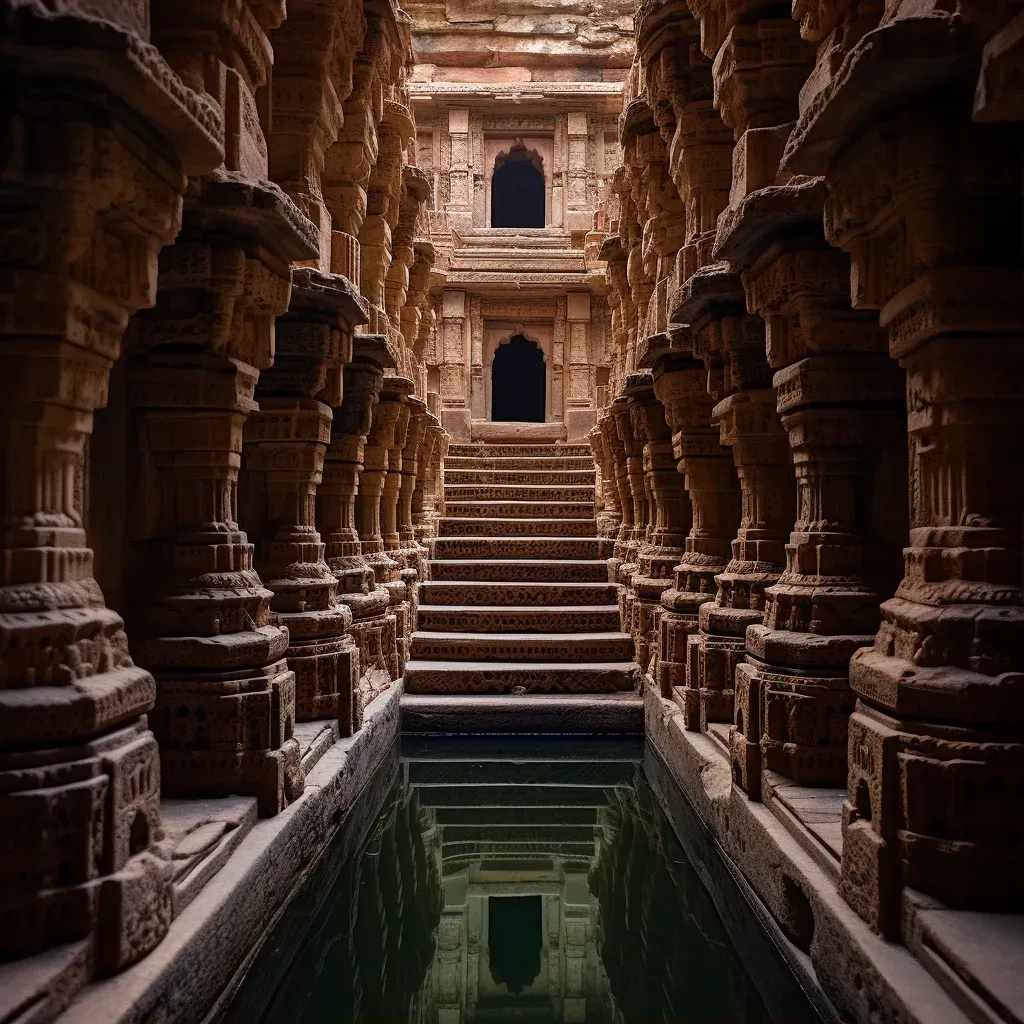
[380,378,416,672]
[717,186,907,790]
[358,375,414,673]
[399,399,430,580]
[320,336,398,727]
[671,275,793,783]
[679,0,813,786]
[600,409,633,579]
[242,270,368,729]
[628,374,691,678]
[128,0,319,822]
[783,3,1024,933]
[267,0,364,268]
[651,331,741,708]
[0,4,220,983]
[413,416,444,542]
[589,424,624,543]
[127,179,317,818]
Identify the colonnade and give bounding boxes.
[0,0,448,995]
[590,0,1024,944]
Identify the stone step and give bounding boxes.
[438,517,599,538]
[447,443,593,458]
[409,631,635,662]
[430,537,603,560]
[419,581,621,606]
[445,484,595,502]
[428,559,611,582]
[444,468,596,486]
[444,500,595,519]
[403,660,641,694]
[417,605,623,633]
[445,455,595,471]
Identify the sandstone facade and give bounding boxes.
[3,0,1024,1022]
[593,0,1024,1018]
[0,0,446,1015]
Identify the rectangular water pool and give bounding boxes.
[223,736,826,1024]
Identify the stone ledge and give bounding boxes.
[53,685,404,1024]
[401,692,643,733]
[643,681,979,1024]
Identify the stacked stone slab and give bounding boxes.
[405,444,640,694]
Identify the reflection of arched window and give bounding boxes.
[492,334,545,422]
[491,140,545,228]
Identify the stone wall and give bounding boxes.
[593,1,1024,1018]
[0,1,448,1016]
[407,0,626,442]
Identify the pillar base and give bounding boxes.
[0,717,172,966]
[149,652,302,818]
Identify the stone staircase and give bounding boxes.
[404,442,640,694]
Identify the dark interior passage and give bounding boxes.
[492,334,545,422]
[491,158,545,228]
[488,895,543,994]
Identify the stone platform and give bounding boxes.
[645,681,1024,1024]
[42,687,403,1024]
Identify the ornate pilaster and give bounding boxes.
[359,375,415,673]
[718,186,906,790]
[320,336,398,726]
[588,424,624,543]
[127,179,317,818]
[0,4,221,979]
[242,270,368,729]
[399,399,431,580]
[413,417,449,541]
[784,3,1024,933]
[628,374,691,678]
[651,330,741,709]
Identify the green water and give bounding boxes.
[225,737,823,1024]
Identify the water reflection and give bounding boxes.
[226,737,818,1024]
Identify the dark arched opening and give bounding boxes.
[488,895,543,994]
[492,334,545,422]
[491,142,545,228]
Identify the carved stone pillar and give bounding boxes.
[127,180,317,818]
[359,375,414,673]
[628,374,691,678]
[380,378,416,672]
[242,270,368,729]
[589,424,624,542]
[651,331,741,707]
[386,165,430,366]
[413,416,444,542]
[399,399,430,580]
[0,5,220,982]
[717,189,907,790]
[267,0,364,268]
[320,336,398,727]
[611,387,649,640]
[129,0,319,821]
[600,409,633,579]
[783,3,1024,933]
[670,274,793,784]
[439,289,470,440]
[403,241,436,399]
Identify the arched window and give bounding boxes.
[491,140,545,228]
[492,333,546,422]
